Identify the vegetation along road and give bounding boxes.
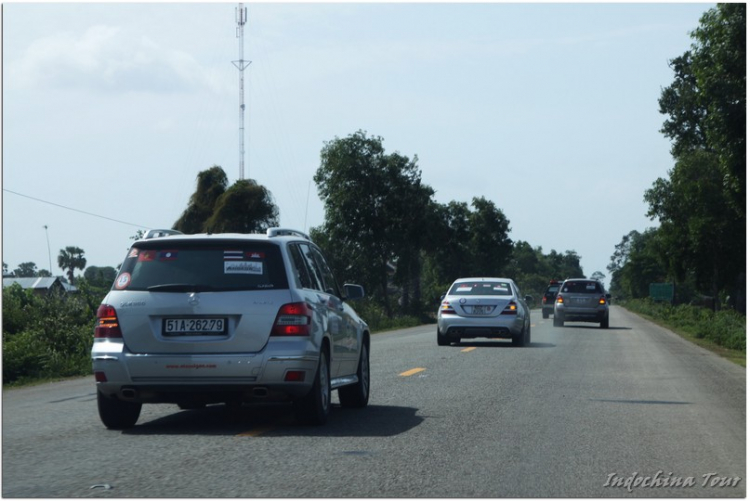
[3,306,745,498]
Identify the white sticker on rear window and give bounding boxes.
[225,261,263,275]
[456,286,472,292]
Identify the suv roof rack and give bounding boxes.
[144,229,184,239]
[266,228,311,240]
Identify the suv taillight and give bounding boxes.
[95,304,122,338]
[599,296,607,305]
[556,296,564,304]
[271,302,312,336]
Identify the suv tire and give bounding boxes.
[553,314,564,327]
[339,343,370,408]
[294,350,331,425]
[97,391,141,429]
[600,315,609,329]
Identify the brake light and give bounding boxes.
[95,304,122,338]
[556,296,564,304]
[542,296,547,304]
[271,302,312,336]
[440,301,456,314]
[599,296,607,305]
[501,301,518,315]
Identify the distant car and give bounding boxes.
[92,228,369,429]
[437,277,533,347]
[541,280,563,319]
[553,278,611,328]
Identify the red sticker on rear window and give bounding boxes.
[139,250,156,262]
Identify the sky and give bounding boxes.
[3,1,714,289]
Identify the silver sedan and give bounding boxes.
[437,277,532,347]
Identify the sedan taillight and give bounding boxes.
[440,301,456,314]
[95,304,122,338]
[501,301,518,315]
[271,302,312,336]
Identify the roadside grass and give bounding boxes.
[619,299,746,368]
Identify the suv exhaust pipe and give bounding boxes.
[121,388,137,400]
[252,387,268,398]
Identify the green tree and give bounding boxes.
[658,3,745,217]
[205,179,279,233]
[57,247,86,285]
[467,197,513,277]
[591,271,606,283]
[174,166,279,235]
[607,228,666,300]
[173,166,229,233]
[644,150,742,306]
[314,131,433,317]
[13,262,38,277]
[83,266,118,288]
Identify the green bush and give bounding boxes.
[2,286,96,386]
[623,299,746,351]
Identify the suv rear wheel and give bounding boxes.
[339,343,370,408]
[97,391,141,429]
[293,350,331,425]
[553,314,564,327]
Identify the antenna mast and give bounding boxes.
[232,3,250,180]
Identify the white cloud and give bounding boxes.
[7,25,231,95]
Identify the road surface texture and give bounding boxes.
[3,306,745,497]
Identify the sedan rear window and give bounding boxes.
[114,240,287,292]
[449,282,512,296]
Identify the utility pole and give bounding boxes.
[232,3,250,180]
[43,225,52,274]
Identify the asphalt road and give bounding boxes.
[2,306,745,497]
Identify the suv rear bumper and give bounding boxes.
[554,305,608,322]
[92,339,320,403]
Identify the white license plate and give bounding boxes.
[472,306,490,314]
[163,318,227,335]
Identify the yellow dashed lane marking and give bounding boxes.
[400,367,426,377]
[461,347,476,353]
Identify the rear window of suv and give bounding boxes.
[561,281,602,294]
[113,240,287,292]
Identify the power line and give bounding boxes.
[3,189,148,228]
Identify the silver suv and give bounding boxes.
[553,278,611,328]
[92,228,369,429]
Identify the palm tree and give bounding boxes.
[57,246,86,284]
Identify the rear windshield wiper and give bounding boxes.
[146,284,217,293]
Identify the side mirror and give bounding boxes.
[525,295,534,304]
[440,294,446,301]
[343,284,365,301]
[606,293,612,299]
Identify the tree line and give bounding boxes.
[608,4,745,312]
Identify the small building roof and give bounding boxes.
[2,277,78,292]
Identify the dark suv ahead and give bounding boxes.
[553,278,611,328]
[541,280,562,319]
